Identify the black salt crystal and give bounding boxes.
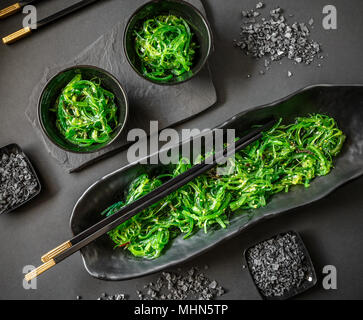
[256,2,264,9]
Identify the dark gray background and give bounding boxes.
[0,0,362,300]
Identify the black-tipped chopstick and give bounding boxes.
[3,0,100,44]
[0,0,40,19]
[25,118,276,282]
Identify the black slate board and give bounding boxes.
[25,0,216,173]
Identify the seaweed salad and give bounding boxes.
[134,15,197,82]
[102,114,346,259]
[53,74,119,147]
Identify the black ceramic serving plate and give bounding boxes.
[243,231,317,300]
[124,0,213,85]
[38,65,129,154]
[0,144,41,214]
[71,85,363,280]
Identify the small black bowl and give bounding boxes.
[124,0,213,85]
[0,144,41,214]
[38,65,128,154]
[243,231,317,300]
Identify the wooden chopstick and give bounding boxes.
[25,118,276,282]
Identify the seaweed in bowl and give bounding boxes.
[53,74,119,147]
[100,114,345,260]
[124,0,212,85]
[39,66,128,154]
[134,14,198,82]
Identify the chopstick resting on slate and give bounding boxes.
[0,0,40,19]
[2,0,100,44]
[25,118,276,282]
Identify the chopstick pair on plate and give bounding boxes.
[24,118,276,282]
[2,0,100,44]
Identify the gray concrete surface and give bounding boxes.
[0,0,362,299]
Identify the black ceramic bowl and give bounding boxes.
[244,231,317,300]
[124,0,213,85]
[38,66,128,154]
[0,144,41,214]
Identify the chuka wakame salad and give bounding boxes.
[53,74,119,147]
[101,114,346,259]
[134,15,197,82]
